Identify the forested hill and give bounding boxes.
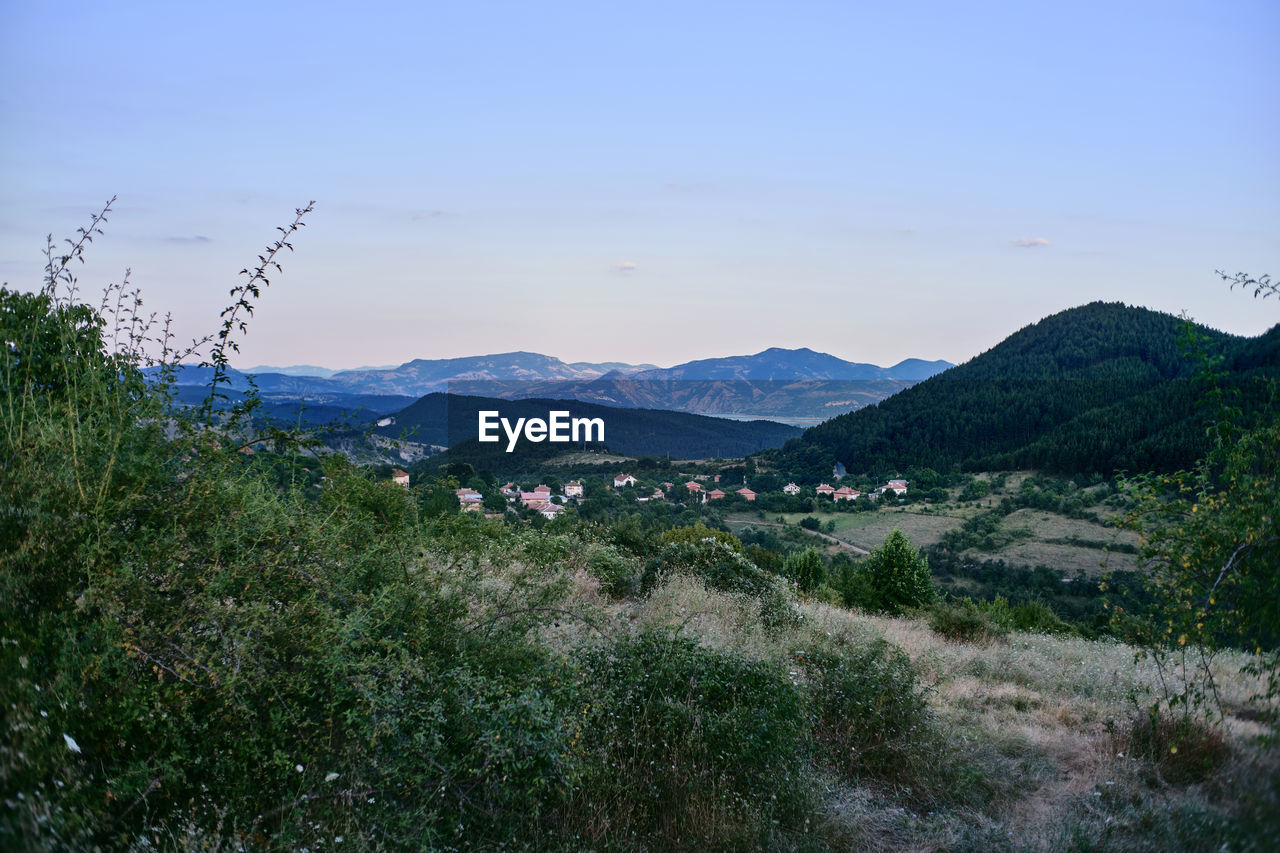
[770,302,1279,478]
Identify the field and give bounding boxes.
[728,497,1141,575]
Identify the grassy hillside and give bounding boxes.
[5,223,1276,850]
[772,302,1280,478]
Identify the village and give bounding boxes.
[443,467,911,519]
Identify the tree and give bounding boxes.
[784,548,824,592]
[1114,274,1279,727]
[861,529,934,613]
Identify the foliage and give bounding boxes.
[640,539,774,597]
[659,521,744,552]
[783,547,825,592]
[571,630,812,847]
[804,636,932,784]
[928,598,1009,643]
[859,529,935,614]
[1117,419,1280,726]
[1113,288,1279,729]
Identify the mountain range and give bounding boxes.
[163,349,954,424]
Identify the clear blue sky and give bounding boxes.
[2,0,1276,368]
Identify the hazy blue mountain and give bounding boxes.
[157,349,953,423]
[629,347,953,382]
[243,363,399,377]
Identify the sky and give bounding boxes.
[1,0,1277,370]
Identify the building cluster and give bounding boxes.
[450,469,910,518]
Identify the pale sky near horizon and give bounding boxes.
[2,0,1277,370]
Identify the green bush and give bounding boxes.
[928,598,1009,643]
[571,630,812,847]
[640,539,774,597]
[783,547,825,591]
[583,542,640,598]
[805,636,932,783]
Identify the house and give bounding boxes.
[782,482,801,495]
[736,487,756,501]
[520,492,551,507]
[499,482,520,498]
[886,479,909,495]
[651,488,665,500]
[708,489,726,500]
[391,468,410,487]
[613,474,636,488]
[537,503,564,520]
[685,481,704,492]
[815,483,835,496]
[564,480,584,498]
[833,486,859,502]
[532,484,552,497]
[456,488,483,511]
[661,482,674,490]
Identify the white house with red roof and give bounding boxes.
[782,482,801,495]
[564,480,584,498]
[815,483,835,496]
[833,486,859,502]
[613,474,636,488]
[736,487,757,501]
[391,468,410,487]
[708,488,726,500]
[685,481,704,492]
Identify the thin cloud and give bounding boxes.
[613,261,638,272]
[163,235,212,244]
[1011,237,1050,248]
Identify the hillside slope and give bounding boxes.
[773,302,1279,477]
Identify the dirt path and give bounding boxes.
[727,519,870,556]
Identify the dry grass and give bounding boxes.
[582,574,1276,851]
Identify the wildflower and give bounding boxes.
[62,734,81,754]
[296,764,304,773]
[325,772,339,783]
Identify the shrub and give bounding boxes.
[640,539,773,597]
[571,630,812,846]
[784,547,825,591]
[1115,709,1231,785]
[805,636,932,784]
[928,597,1009,643]
[583,542,639,598]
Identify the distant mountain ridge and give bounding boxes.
[161,348,953,424]
[627,347,952,382]
[444,348,953,422]
[770,302,1280,477]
